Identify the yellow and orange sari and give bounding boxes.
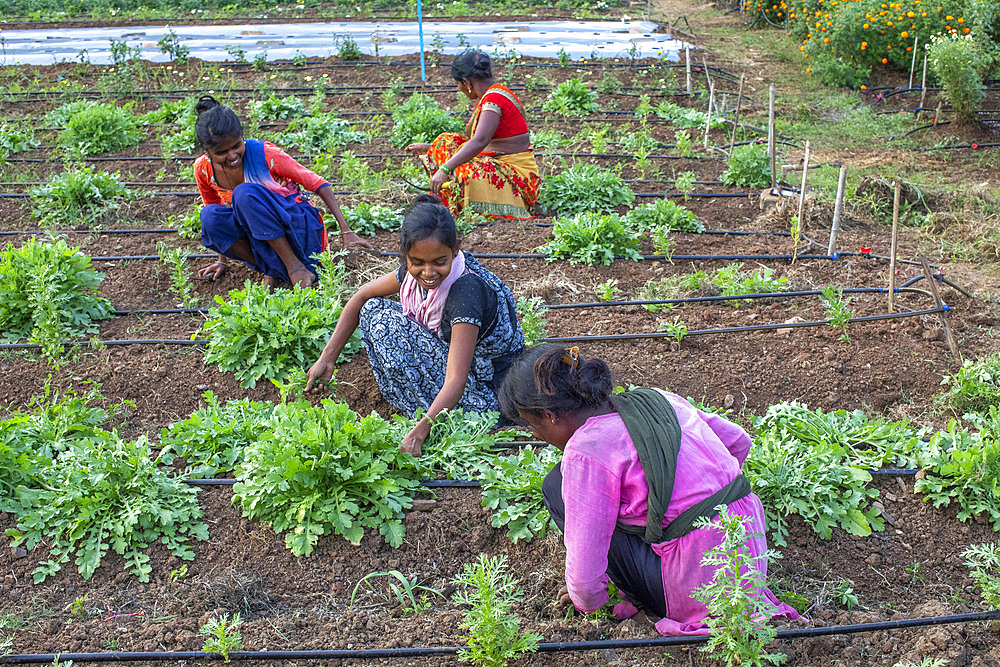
[426,84,541,220]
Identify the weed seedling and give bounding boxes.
[832,580,858,609]
[962,542,1000,609]
[595,279,620,302]
[350,570,444,615]
[516,297,548,347]
[156,242,198,309]
[169,564,189,582]
[67,595,88,619]
[820,286,853,342]
[200,613,243,663]
[658,316,688,347]
[674,171,697,201]
[651,228,675,261]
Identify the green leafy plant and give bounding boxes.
[658,315,688,346]
[156,242,198,309]
[892,659,950,667]
[390,93,463,147]
[709,263,788,305]
[625,198,704,233]
[722,144,771,189]
[283,113,365,151]
[963,541,1000,609]
[250,93,307,121]
[167,205,202,240]
[820,285,853,342]
[402,409,518,481]
[169,563,189,582]
[200,614,243,663]
[655,100,725,129]
[6,433,208,583]
[57,102,144,157]
[0,123,39,161]
[674,170,697,201]
[351,570,444,615]
[833,579,859,609]
[691,506,786,667]
[556,47,571,68]
[515,296,549,347]
[452,554,542,667]
[651,227,675,260]
[596,71,623,94]
[340,202,402,236]
[641,275,685,312]
[232,400,420,554]
[542,78,599,116]
[536,163,634,216]
[480,445,562,543]
[157,29,189,64]
[0,238,114,359]
[44,100,100,128]
[936,353,1000,416]
[595,278,620,302]
[30,166,132,228]
[674,129,696,156]
[336,34,363,61]
[539,212,642,266]
[529,129,567,151]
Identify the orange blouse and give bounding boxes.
[193,141,329,206]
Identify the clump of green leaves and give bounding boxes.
[0,123,39,161]
[233,400,421,554]
[595,278,620,302]
[820,285,853,342]
[516,296,549,347]
[0,238,114,359]
[641,274,685,312]
[692,506,786,667]
[157,29,190,64]
[722,144,771,189]
[596,71,622,94]
[336,34,363,61]
[200,614,243,663]
[453,554,541,667]
[658,315,688,346]
[542,78,599,116]
[351,570,443,615]
[624,199,704,233]
[340,202,402,236]
[928,33,986,125]
[481,445,562,543]
[706,263,788,304]
[250,93,307,121]
[44,101,100,128]
[673,129,696,157]
[530,129,567,151]
[6,433,208,583]
[536,163,634,216]
[30,166,132,228]
[655,100,724,129]
[283,113,366,151]
[390,93,463,147]
[57,102,144,157]
[539,212,642,266]
[936,353,1000,416]
[159,392,274,478]
[963,541,1000,609]
[168,205,202,240]
[156,242,198,309]
[402,409,519,481]
[651,227,675,260]
[674,170,697,201]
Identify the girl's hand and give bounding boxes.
[405,142,432,155]
[555,584,573,609]
[305,356,336,393]
[401,420,431,456]
[198,260,228,281]
[429,169,449,194]
[339,230,372,250]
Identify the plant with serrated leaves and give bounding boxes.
[651,227,675,260]
[202,277,360,388]
[963,541,1000,609]
[200,613,243,663]
[634,94,655,120]
[820,285,852,342]
[655,100,724,129]
[618,127,660,153]
[0,123,39,161]
[556,47,571,68]
[390,93,463,147]
[542,78,599,116]
[156,242,198,309]
[710,263,787,305]
[233,400,421,554]
[157,29,189,64]
[6,432,208,583]
[400,409,519,481]
[833,579,858,609]
[914,411,1000,531]
[626,198,704,234]
[936,353,1000,416]
[250,93,307,122]
[722,144,771,189]
[142,96,199,125]
[596,71,622,94]
[0,238,114,359]
[453,554,541,667]
[283,113,366,152]
[674,170,697,201]
[516,296,548,347]
[341,202,402,236]
[336,34,363,61]
[44,100,100,128]
[57,102,144,157]
[168,205,202,240]
[30,166,132,228]
[160,124,197,156]
[159,392,274,478]
[674,129,696,156]
[595,279,620,302]
[529,129,567,151]
[691,506,786,667]
[893,659,949,667]
[658,315,687,346]
[480,445,562,543]
[455,208,489,235]
[536,163,634,216]
[539,212,641,266]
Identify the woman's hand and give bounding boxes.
[305,355,336,393]
[405,142,432,155]
[339,230,373,250]
[198,259,228,281]
[401,418,432,456]
[555,584,573,610]
[429,168,449,194]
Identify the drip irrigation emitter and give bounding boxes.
[2,610,998,663]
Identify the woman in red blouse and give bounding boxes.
[406,51,541,220]
[192,96,369,288]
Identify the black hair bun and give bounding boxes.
[412,193,442,206]
[195,95,220,116]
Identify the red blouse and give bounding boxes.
[471,84,528,140]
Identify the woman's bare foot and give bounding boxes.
[289,266,316,288]
[261,275,280,289]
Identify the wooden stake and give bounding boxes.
[703,82,715,150]
[908,35,919,89]
[729,74,745,151]
[701,56,712,91]
[685,45,692,95]
[768,85,776,190]
[794,141,810,264]
[828,165,848,256]
[917,54,928,121]
[933,101,942,126]
[919,255,961,360]
[888,179,901,313]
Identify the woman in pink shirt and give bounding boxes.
[497,344,799,636]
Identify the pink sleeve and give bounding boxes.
[561,454,620,613]
[263,143,329,193]
[697,408,752,466]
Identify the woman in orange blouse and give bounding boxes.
[193,96,369,288]
[406,51,541,220]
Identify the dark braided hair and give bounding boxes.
[450,50,493,82]
[498,344,614,424]
[399,194,459,258]
[194,95,242,152]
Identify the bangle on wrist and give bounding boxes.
[438,164,453,175]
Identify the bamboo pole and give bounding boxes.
[701,56,712,92]
[917,54,928,121]
[685,45,692,95]
[888,179,901,313]
[828,165,848,256]
[703,81,715,150]
[933,101,942,126]
[919,255,961,360]
[729,74,745,151]
[794,141,810,264]
[908,35,919,89]
[768,85,776,190]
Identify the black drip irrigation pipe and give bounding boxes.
[0,190,747,200]
[913,142,1000,152]
[3,610,998,663]
[78,251,830,262]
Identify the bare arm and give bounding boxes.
[315,185,372,250]
[429,110,500,194]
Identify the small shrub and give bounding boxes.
[156,242,198,309]
[936,353,1000,416]
[596,72,623,94]
[928,33,985,124]
[542,79,599,116]
[390,93,463,148]
[336,34,363,61]
[57,102,144,157]
[516,296,548,347]
[340,202,402,236]
[536,163,635,216]
[157,29,190,64]
[30,166,132,228]
[625,199,704,233]
[538,212,642,266]
[250,93,307,122]
[283,113,365,151]
[655,100,724,129]
[200,614,243,663]
[658,315,688,346]
[0,124,39,161]
[963,541,1000,609]
[820,285,853,342]
[722,144,771,188]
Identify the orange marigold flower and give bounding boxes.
[907,10,914,17]
[901,31,908,37]
[806,67,812,72]
[863,22,869,28]
[945,15,953,20]
[882,57,888,63]
[861,84,868,89]
[963,27,970,33]
[824,37,830,42]
[957,17,964,23]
